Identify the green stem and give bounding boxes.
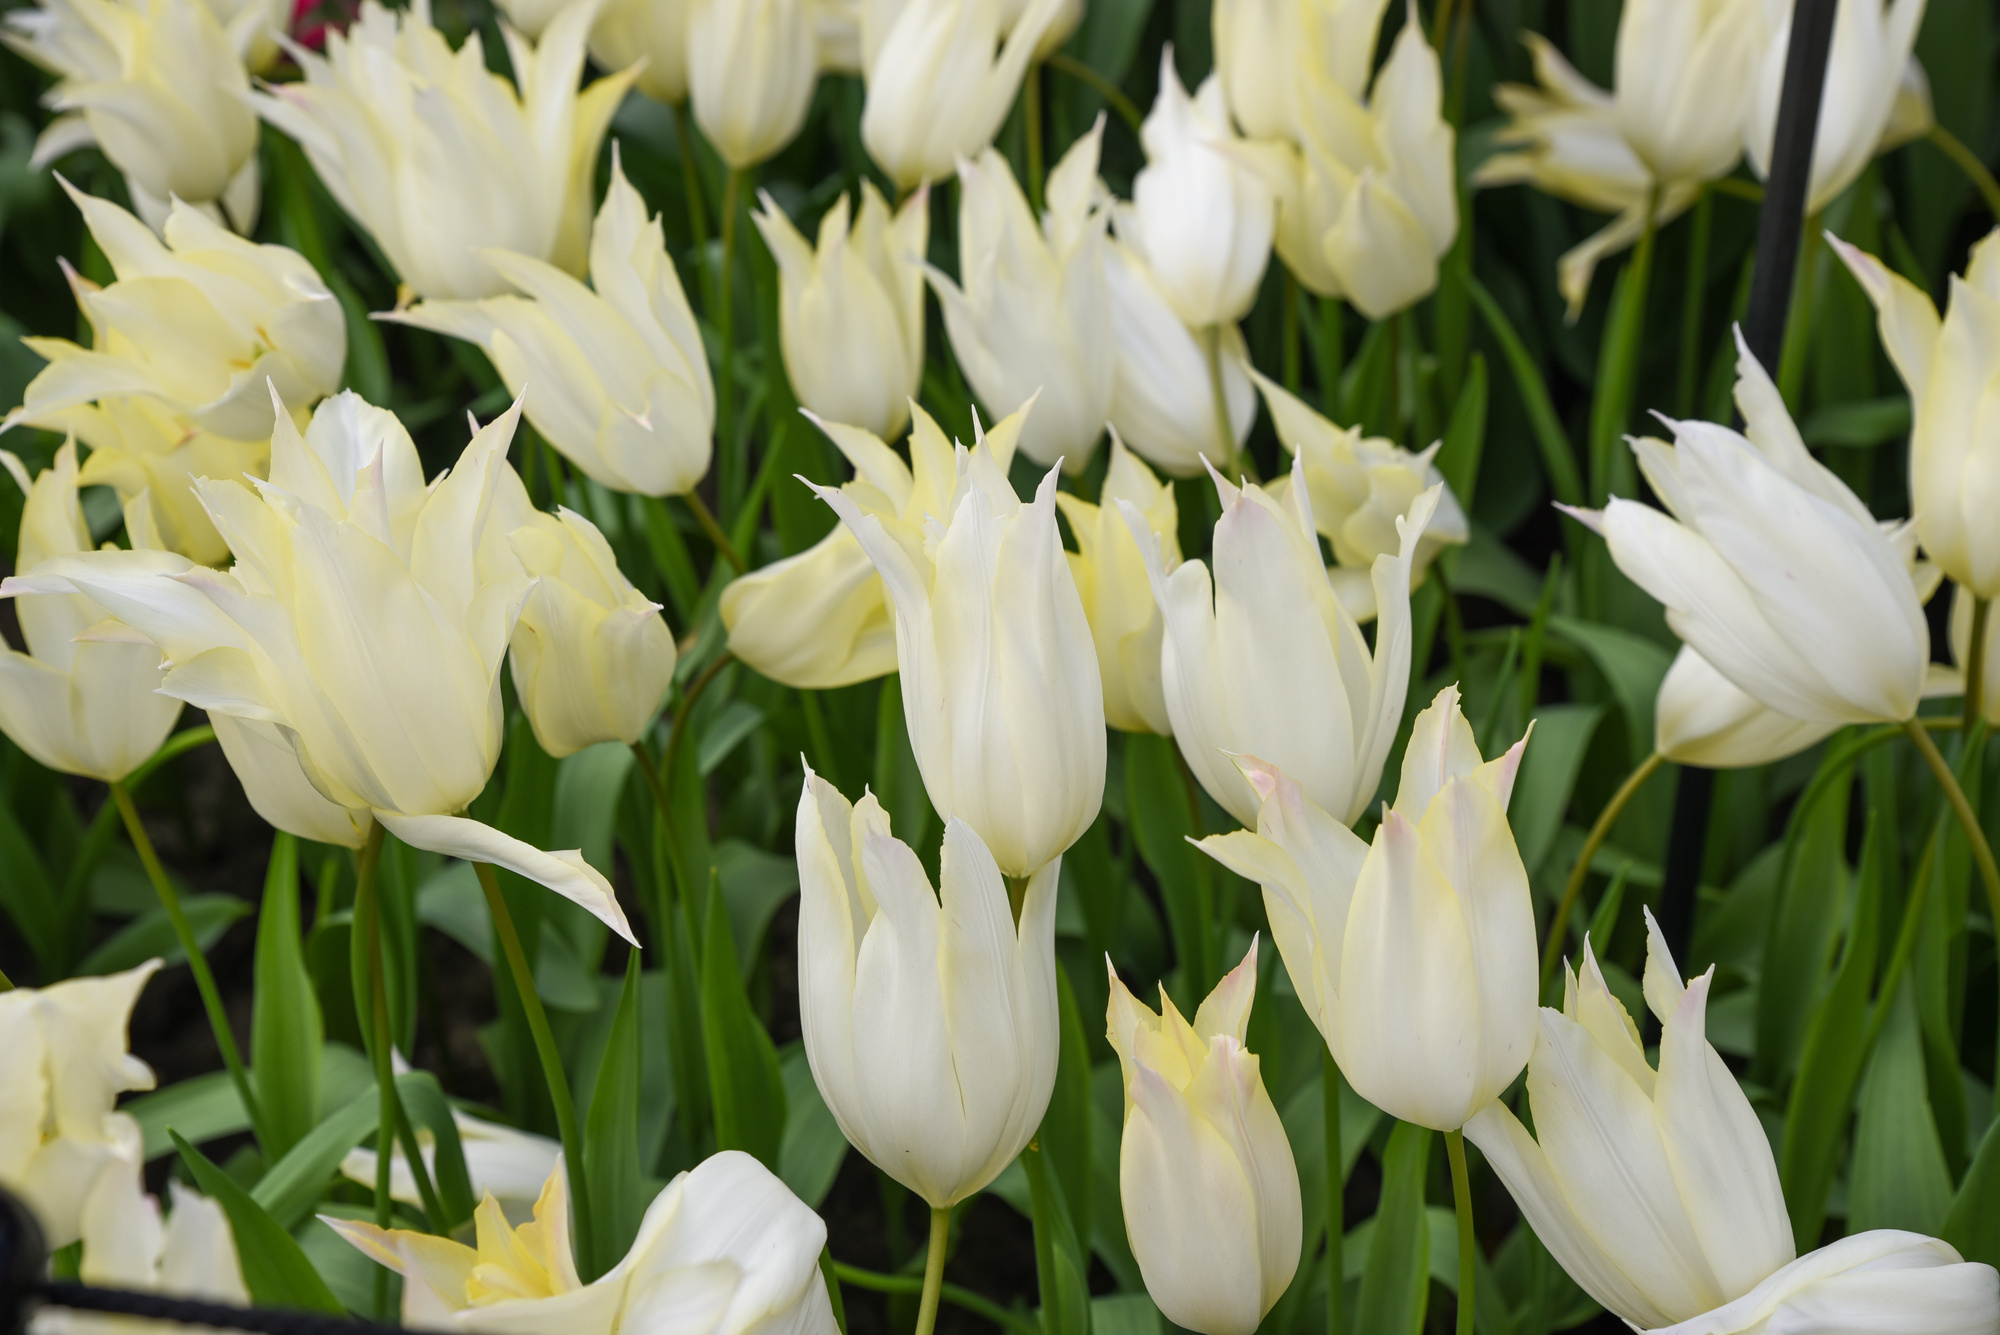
[1901,719,2000,943]
[1317,295,1345,417]
[476,861,598,1277]
[1446,1129,1475,1335]
[1589,183,1661,505]
[673,103,710,250]
[1775,215,1823,408]
[1283,272,1302,393]
[1429,0,1457,59]
[799,690,840,793]
[1927,124,2000,220]
[1966,597,1991,732]
[1023,61,1045,216]
[109,779,267,1148]
[1172,747,1215,997]
[1045,52,1142,132]
[1203,324,1242,479]
[717,168,744,457]
[1675,186,1714,418]
[684,489,746,574]
[830,1263,1036,1335]
[1855,825,1940,1070]
[1323,1050,1343,1335]
[1541,751,1666,991]
[914,1206,951,1335]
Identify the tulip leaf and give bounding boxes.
[1546,617,1671,767]
[1504,702,1604,877]
[585,954,646,1276]
[873,675,936,864]
[1042,963,1094,1254]
[394,1071,475,1232]
[172,1130,345,1314]
[77,893,252,977]
[1756,759,1855,1088]
[1124,731,1211,1001]
[1943,1114,2000,1268]
[0,795,62,975]
[1847,981,1954,1235]
[1355,1121,1432,1335]
[253,833,323,1159]
[1022,1138,1092,1335]
[1434,354,1489,508]
[779,1044,847,1210]
[701,873,786,1170]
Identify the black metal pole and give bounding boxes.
[1657,0,1840,963]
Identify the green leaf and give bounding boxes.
[1355,1121,1431,1335]
[253,833,324,1158]
[1847,981,1954,1234]
[1800,396,1910,448]
[873,675,935,857]
[1548,617,1672,765]
[172,1131,344,1314]
[1124,731,1210,1001]
[1022,1138,1092,1335]
[1505,703,1605,876]
[1757,763,1855,1088]
[0,796,62,974]
[701,873,786,1169]
[78,893,251,976]
[1042,964,1094,1254]
[128,1046,372,1161]
[1943,1114,2000,1268]
[250,1086,380,1230]
[586,955,647,1274]
[698,699,767,775]
[716,838,799,964]
[1435,354,1488,508]
[395,1072,475,1231]
[1466,274,1583,507]
[778,1045,847,1210]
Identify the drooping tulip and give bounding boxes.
[1642,1232,1997,1335]
[386,152,714,498]
[1130,455,1439,828]
[686,0,819,170]
[253,0,636,300]
[2,392,634,942]
[796,772,1059,1206]
[927,121,1114,473]
[753,184,929,441]
[1199,687,1536,1131]
[1107,940,1301,1335]
[1654,645,1840,768]
[814,412,1104,877]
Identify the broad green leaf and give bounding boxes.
[698,699,766,775]
[128,1046,372,1161]
[1087,1293,1160,1335]
[1548,617,1671,764]
[1042,964,1093,1253]
[251,1086,380,1229]
[717,837,799,963]
[78,893,251,976]
[1355,1121,1432,1335]
[701,874,786,1169]
[0,796,62,974]
[1435,354,1488,507]
[585,955,646,1276]
[173,1131,344,1314]
[1124,731,1210,1002]
[1755,760,1854,1086]
[253,833,323,1158]
[552,741,635,878]
[1847,982,1954,1234]
[778,1044,846,1210]
[1943,1114,2000,1268]
[1022,1138,1092,1335]
[1505,703,1604,876]
[395,1071,475,1230]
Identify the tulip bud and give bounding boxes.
[0,444,181,783]
[387,152,714,498]
[1200,687,1536,1131]
[814,409,1105,877]
[254,0,637,300]
[1213,0,1391,137]
[1832,229,2000,600]
[796,772,1060,1206]
[754,184,928,441]
[1253,370,1468,621]
[1107,940,1301,1335]
[1124,50,1275,328]
[1053,434,1179,735]
[927,123,1115,473]
[1612,0,1765,184]
[1640,1232,1997,1335]
[687,0,818,170]
[1132,454,1439,829]
[588,0,693,106]
[6,0,260,233]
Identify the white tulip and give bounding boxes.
[1614,0,1767,185]
[686,0,819,169]
[1643,1231,1997,1335]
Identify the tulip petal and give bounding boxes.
[371,810,634,945]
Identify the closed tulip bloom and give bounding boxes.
[3,393,634,943]
[588,0,693,105]
[796,773,1060,1206]
[687,0,818,169]
[721,402,1020,690]
[1644,1232,1997,1335]
[1614,0,1765,184]
[815,418,1105,877]
[387,154,714,498]
[1253,370,1468,620]
[1655,646,1839,768]
[998,0,1080,53]
[1200,687,1535,1131]
[5,0,260,232]
[1214,0,1393,137]
[332,1152,837,1335]
[754,184,928,441]
[254,0,635,300]
[1579,331,1930,725]
[1108,941,1300,1335]
[1833,229,2000,599]
[1054,435,1179,735]
[0,444,180,783]
[1131,455,1439,828]
[927,122,1114,473]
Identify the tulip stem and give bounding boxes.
[1540,750,1665,993]
[1203,324,1243,481]
[718,168,745,466]
[476,860,599,1280]
[1674,185,1714,418]
[831,1262,1039,1335]
[1966,598,1991,733]
[109,779,268,1152]
[1323,1051,1344,1335]
[1445,1129,1475,1335]
[914,1206,951,1335]
[1045,53,1141,133]
[1901,719,2000,950]
[1024,61,1046,216]
[1927,124,2000,221]
[673,106,710,251]
[0,965,11,991]
[684,489,746,573]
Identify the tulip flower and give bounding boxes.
[331,1152,837,1335]
[1102,236,1256,478]
[5,0,260,233]
[3,392,635,943]
[720,402,1020,690]
[1107,940,1301,1335]
[927,122,1115,473]
[1573,331,1931,726]
[1654,646,1839,768]
[1832,229,2000,599]
[386,153,714,498]
[1124,50,1276,328]
[1130,456,1439,828]
[814,416,1105,877]
[254,0,636,300]
[588,0,693,106]
[1951,587,2000,726]
[1613,0,1766,185]
[1252,370,1468,620]
[11,183,344,447]
[343,1067,562,1218]
[753,184,928,441]
[1463,912,1798,1328]
[795,771,1059,1206]
[0,444,181,783]
[686,0,818,170]
[0,962,161,1249]
[1643,1232,1998,1335]
[1199,686,1535,1131]
[1215,0,1395,138]
[859,0,1065,190]
[1054,435,1179,736]
[999,0,1081,53]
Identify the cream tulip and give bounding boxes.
[342,1075,562,1221]
[795,772,1060,1207]
[1832,229,2000,599]
[1643,1232,1997,1335]
[254,0,636,300]
[5,0,260,232]
[1578,330,1931,726]
[1253,370,1468,620]
[1107,940,1301,1335]
[927,122,1114,473]
[1464,913,1797,1328]
[588,0,693,105]
[1613,0,1766,185]
[1213,0,1393,137]
[0,444,181,783]
[1199,686,1536,1131]
[1654,645,1839,768]
[814,413,1105,877]
[686,0,818,170]
[386,154,714,498]
[1950,587,2000,726]
[1130,455,1439,828]
[331,1152,836,1335]
[1054,434,1178,735]
[720,401,1019,690]
[754,184,928,441]
[2,393,634,943]
[998,0,1080,53]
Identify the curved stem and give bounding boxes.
[1965,597,1990,733]
[1446,1128,1475,1335]
[683,489,746,574]
[1540,751,1666,990]
[1902,719,2000,939]
[1203,325,1241,480]
[110,779,266,1148]
[830,1262,1036,1335]
[1927,124,2000,221]
[914,1207,951,1335]
[665,651,735,795]
[1045,53,1141,132]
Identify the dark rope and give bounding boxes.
[23,1282,407,1335]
